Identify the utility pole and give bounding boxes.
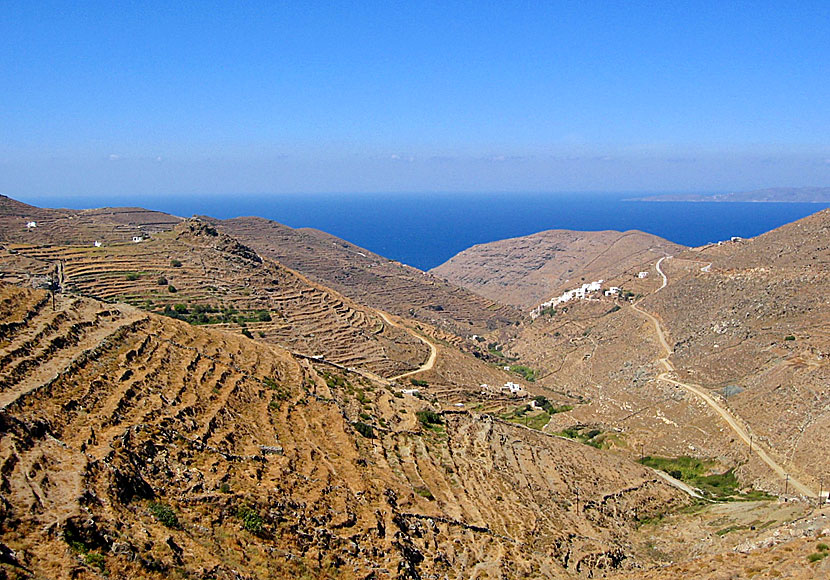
[819,477,824,508]
[639,443,645,461]
[575,488,580,512]
[784,473,789,496]
[748,435,752,457]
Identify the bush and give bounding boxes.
[416,410,443,426]
[509,365,537,382]
[157,276,168,285]
[784,335,796,341]
[807,552,827,563]
[149,501,180,528]
[171,259,182,267]
[353,421,374,438]
[173,303,188,314]
[219,483,231,493]
[167,284,178,293]
[410,378,428,387]
[241,328,253,339]
[257,310,272,322]
[414,486,434,500]
[237,505,264,535]
[125,272,139,281]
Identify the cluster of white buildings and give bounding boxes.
[480,382,526,397]
[530,280,603,319]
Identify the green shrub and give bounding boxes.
[410,378,429,387]
[416,410,443,427]
[219,483,231,494]
[257,310,272,322]
[414,486,434,500]
[149,501,180,528]
[125,272,139,281]
[84,551,107,572]
[171,259,182,267]
[173,303,188,314]
[241,328,253,339]
[237,505,264,535]
[167,284,177,293]
[509,365,537,382]
[817,543,829,552]
[807,552,827,563]
[784,335,796,341]
[157,276,168,285]
[353,421,375,438]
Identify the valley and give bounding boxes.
[0,196,828,579]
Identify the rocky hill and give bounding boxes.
[431,229,683,309]
[0,219,430,379]
[213,216,523,337]
[2,196,829,579]
[0,284,689,579]
[497,209,829,496]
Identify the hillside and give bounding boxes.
[431,229,684,309]
[0,283,689,579]
[0,219,429,379]
[0,195,181,245]
[497,209,829,496]
[214,216,523,337]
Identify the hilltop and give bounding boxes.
[431,229,683,309]
[0,195,181,244]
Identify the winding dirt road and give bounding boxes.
[632,258,815,497]
[376,310,438,381]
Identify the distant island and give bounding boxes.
[627,186,830,203]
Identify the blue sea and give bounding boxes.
[23,192,830,271]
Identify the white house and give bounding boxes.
[132,236,143,243]
[637,271,649,278]
[502,382,524,395]
[401,388,420,395]
[530,279,604,319]
[605,287,621,296]
[93,240,102,247]
[26,221,37,229]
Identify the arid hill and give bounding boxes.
[0,219,429,379]
[498,209,829,496]
[431,229,683,309]
[0,284,689,579]
[213,216,522,337]
[0,195,181,245]
[2,196,830,579]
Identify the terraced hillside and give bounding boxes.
[0,194,181,245]
[431,229,684,309]
[215,216,522,337]
[0,220,429,379]
[0,284,692,579]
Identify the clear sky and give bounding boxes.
[2,1,829,198]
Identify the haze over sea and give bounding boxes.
[22,192,830,271]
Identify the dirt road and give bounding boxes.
[376,310,438,381]
[631,259,815,497]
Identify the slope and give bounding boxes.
[214,216,522,337]
[0,219,429,379]
[0,283,688,579]
[431,229,684,309]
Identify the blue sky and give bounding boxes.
[2,1,829,198]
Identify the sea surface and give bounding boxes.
[23,192,830,271]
